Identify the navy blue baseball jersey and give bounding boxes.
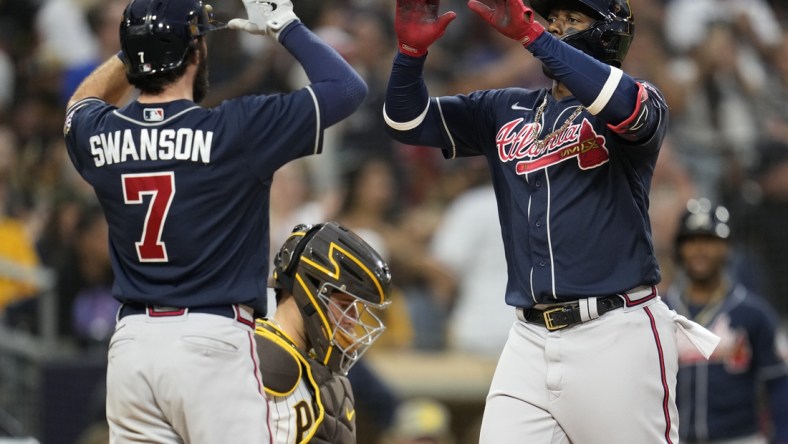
[384,53,668,309]
[665,282,788,442]
[63,91,322,315]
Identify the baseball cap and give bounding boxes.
[386,398,454,443]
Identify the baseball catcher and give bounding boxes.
[258,222,392,444]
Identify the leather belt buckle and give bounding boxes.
[543,306,572,331]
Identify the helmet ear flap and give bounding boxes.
[273,224,322,291]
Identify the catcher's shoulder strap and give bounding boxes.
[255,320,303,396]
[307,358,356,444]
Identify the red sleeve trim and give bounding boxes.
[606,82,647,134]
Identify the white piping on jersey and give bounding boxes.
[113,106,202,126]
[434,98,457,159]
[305,85,321,155]
[586,66,623,115]
[67,97,103,115]
[527,190,538,304]
[529,268,537,304]
[382,98,430,131]
[545,170,557,299]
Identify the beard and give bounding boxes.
[192,49,209,104]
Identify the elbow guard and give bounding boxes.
[607,83,660,142]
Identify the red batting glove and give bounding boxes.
[395,0,457,57]
[467,0,544,46]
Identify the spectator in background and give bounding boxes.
[429,159,512,357]
[648,136,698,293]
[663,0,782,205]
[335,154,456,350]
[756,33,788,143]
[732,138,788,322]
[668,20,764,202]
[52,203,114,346]
[35,188,88,268]
[665,198,788,444]
[267,159,325,265]
[59,0,128,105]
[34,0,101,104]
[664,0,782,59]
[0,126,39,315]
[379,398,456,444]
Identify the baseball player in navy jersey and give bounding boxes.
[384,0,719,442]
[665,199,788,444]
[62,0,367,441]
[257,222,392,444]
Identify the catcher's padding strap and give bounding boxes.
[255,320,356,444]
[256,323,302,396]
[308,361,356,444]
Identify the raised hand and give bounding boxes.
[229,0,299,40]
[467,0,544,46]
[395,0,457,57]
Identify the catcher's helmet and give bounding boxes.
[119,0,225,78]
[529,0,634,67]
[272,222,392,374]
[675,198,731,246]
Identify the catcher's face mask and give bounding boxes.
[321,285,388,374]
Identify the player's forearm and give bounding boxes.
[382,52,445,146]
[279,22,368,127]
[383,53,429,123]
[527,32,638,125]
[67,55,132,110]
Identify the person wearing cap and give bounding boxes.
[379,398,456,444]
[665,198,788,444]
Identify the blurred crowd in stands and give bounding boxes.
[2,0,788,442]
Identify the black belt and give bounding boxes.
[517,295,624,331]
[118,303,255,327]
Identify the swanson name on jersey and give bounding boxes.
[88,128,214,167]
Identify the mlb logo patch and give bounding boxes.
[144,108,164,122]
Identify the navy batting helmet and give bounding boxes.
[119,0,225,78]
[272,222,392,374]
[529,0,634,67]
[675,198,731,246]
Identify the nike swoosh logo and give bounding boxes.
[345,407,356,421]
[511,102,532,111]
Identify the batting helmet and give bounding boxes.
[529,0,634,67]
[119,0,225,78]
[675,198,731,246]
[272,222,392,374]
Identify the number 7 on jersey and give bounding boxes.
[122,172,175,262]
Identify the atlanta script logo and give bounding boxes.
[495,117,609,174]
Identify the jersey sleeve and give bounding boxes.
[384,53,499,159]
[63,97,113,174]
[749,299,788,381]
[223,89,323,179]
[526,32,669,146]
